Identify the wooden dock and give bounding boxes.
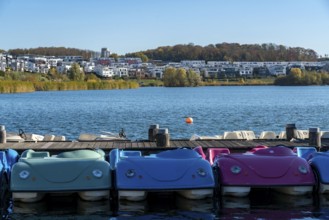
[1,139,328,154]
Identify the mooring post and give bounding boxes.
[156,128,170,147]
[148,124,159,142]
[0,125,7,143]
[309,127,321,148]
[286,123,297,140]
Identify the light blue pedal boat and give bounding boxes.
[10,149,111,202]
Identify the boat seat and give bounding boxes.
[56,149,105,159]
[259,131,277,139]
[120,151,142,157]
[24,151,50,159]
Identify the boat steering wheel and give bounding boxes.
[18,129,26,139]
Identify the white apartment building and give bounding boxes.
[114,67,129,77]
[94,65,115,78]
[181,60,206,68]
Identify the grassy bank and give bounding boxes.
[0,80,139,94]
[201,78,275,86]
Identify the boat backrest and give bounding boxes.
[259,131,277,139]
[253,146,294,156]
[278,131,286,139]
[54,136,66,141]
[77,133,97,141]
[321,131,329,139]
[109,149,119,170]
[223,131,244,139]
[293,147,317,160]
[43,134,55,141]
[193,146,206,159]
[207,148,230,165]
[240,130,256,140]
[247,145,268,153]
[296,130,309,139]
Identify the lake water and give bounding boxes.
[1,86,329,140]
[2,86,329,219]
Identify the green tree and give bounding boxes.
[163,67,177,87]
[68,63,85,81]
[186,69,201,86]
[110,53,119,62]
[176,68,187,86]
[163,67,200,87]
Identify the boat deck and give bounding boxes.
[1,139,328,153]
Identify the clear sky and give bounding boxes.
[1,0,329,57]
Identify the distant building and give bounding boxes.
[101,48,110,58]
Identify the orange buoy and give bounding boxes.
[185,117,193,124]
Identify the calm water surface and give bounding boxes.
[1,86,329,140]
[2,86,329,219]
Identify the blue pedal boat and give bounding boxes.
[110,148,215,201]
[1,149,19,198]
[306,150,329,194]
[10,149,111,202]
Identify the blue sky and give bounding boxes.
[1,0,329,57]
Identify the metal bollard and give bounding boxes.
[309,127,321,147]
[148,124,159,142]
[0,125,7,143]
[156,128,170,147]
[286,123,297,141]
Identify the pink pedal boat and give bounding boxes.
[194,145,315,197]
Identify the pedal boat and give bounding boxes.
[210,146,315,197]
[10,149,111,202]
[306,150,329,194]
[110,148,215,201]
[1,149,19,199]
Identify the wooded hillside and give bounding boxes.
[8,47,95,60]
[127,43,318,62]
[4,43,319,62]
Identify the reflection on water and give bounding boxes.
[218,191,316,220]
[8,195,112,220]
[5,191,329,219]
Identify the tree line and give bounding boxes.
[127,43,318,62]
[3,42,319,62]
[274,68,329,85]
[7,47,95,60]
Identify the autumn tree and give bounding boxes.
[163,67,201,87]
[68,63,85,81]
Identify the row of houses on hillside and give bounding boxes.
[1,52,328,79]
